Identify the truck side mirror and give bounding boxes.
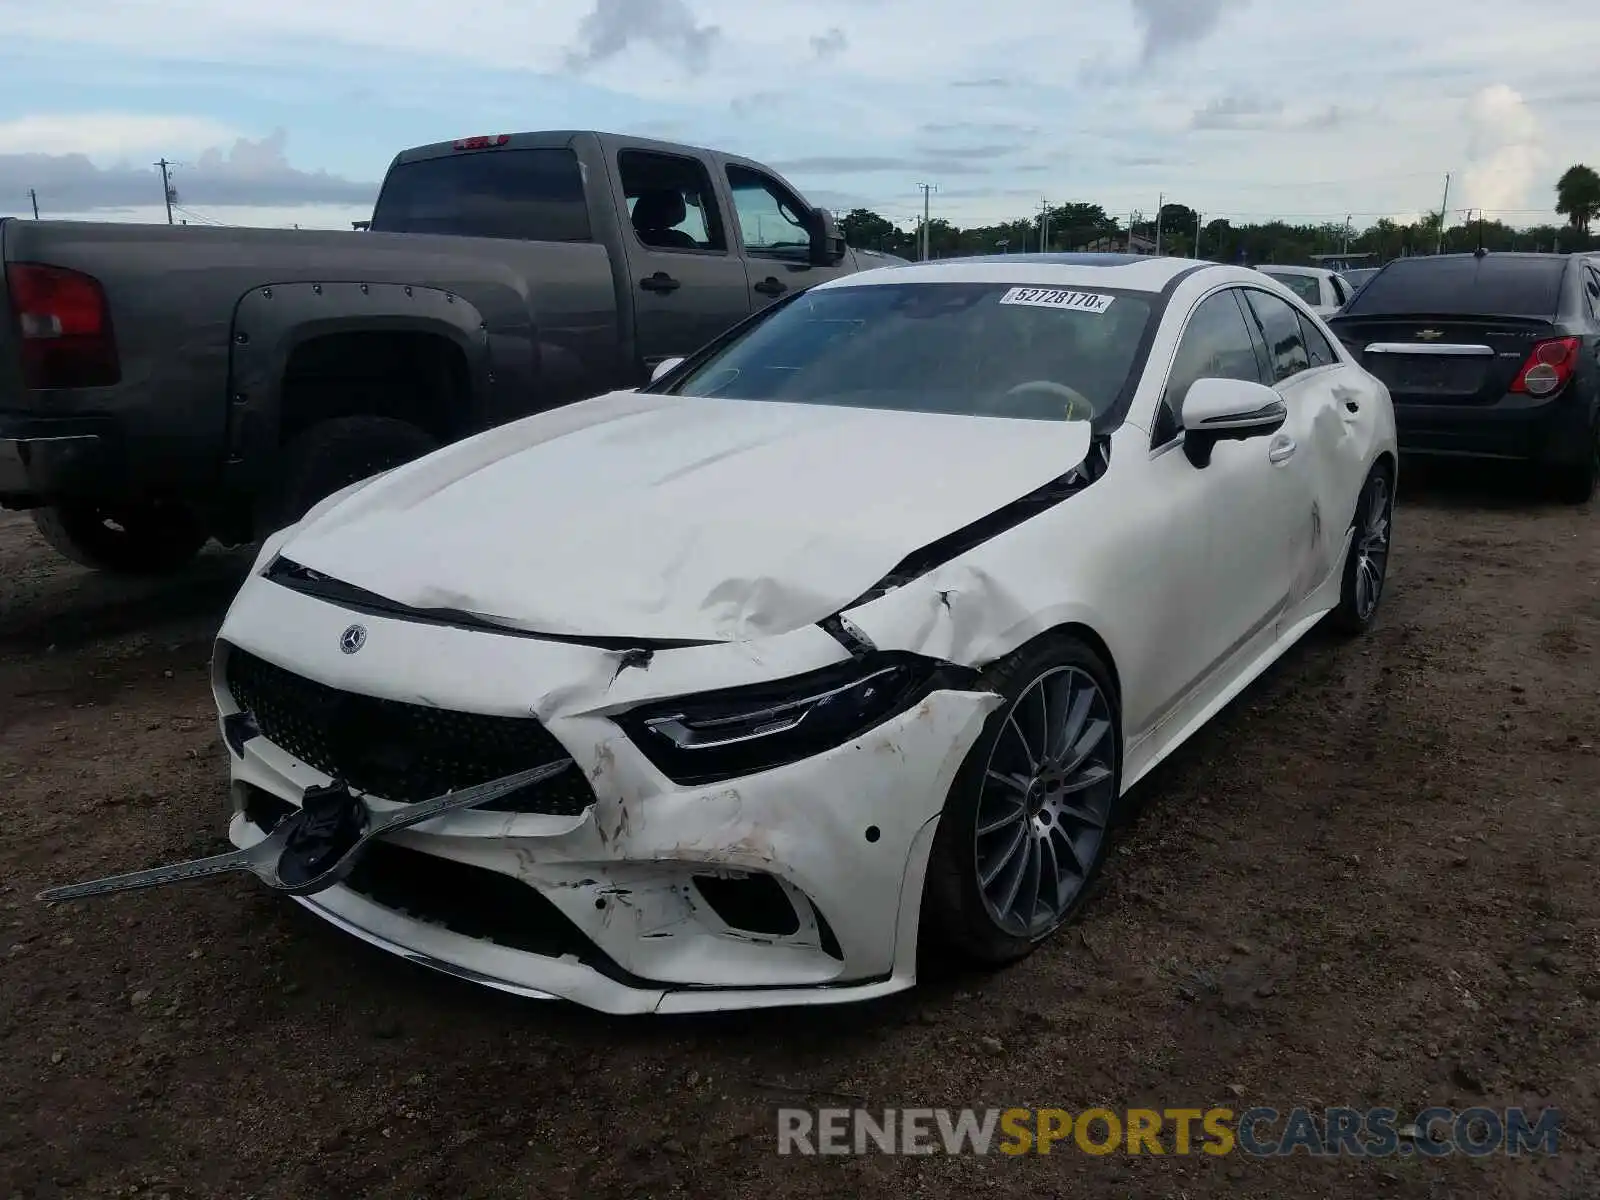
[809,209,847,267]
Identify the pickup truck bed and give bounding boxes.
[1,130,871,573]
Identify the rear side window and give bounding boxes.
[1585,265,1600,322]
[1299,314,1339,367]
[618,150,727,252]
[1343,255,1566,318]
[370,148,591,241]
[1243,290,1311,382]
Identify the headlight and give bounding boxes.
[617,652,977,785]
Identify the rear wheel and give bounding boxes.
[32,501,208,575]
[1551,416,1599,505]
[256,416,438,535]
[923,634,1122,965]
[1328,464,1393,636]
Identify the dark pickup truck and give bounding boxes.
[0,130,880,573]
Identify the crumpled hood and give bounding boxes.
[280,390,1091,643]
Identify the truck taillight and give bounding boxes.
[452,134,510,150]
[6,262,120,388]
[1510,336,1579,398]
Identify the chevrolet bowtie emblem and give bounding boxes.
[1415,329,1443,341]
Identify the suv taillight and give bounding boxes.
[1509,336,1579,398]
[5,262,120,389]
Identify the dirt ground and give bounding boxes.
[1,464,1596,1200]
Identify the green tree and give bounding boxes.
[1555,164,1600,234]
[838,208,900,251]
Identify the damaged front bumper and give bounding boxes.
[212,577,1000,1015]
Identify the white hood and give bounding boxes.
[280,390,1092,643]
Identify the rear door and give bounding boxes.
[1242,287,1369,599]
[722,163,854,311]
[1328,256,1565,409]
[610,146,754,371]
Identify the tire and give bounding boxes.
[922,633,1123,966]
[32,501,208,575]
[1551,417,1599,506]
[1328,463,1394,636]
[257,417,438,535]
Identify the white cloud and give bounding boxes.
[0,113,236,159]
[1459,84,1545,216]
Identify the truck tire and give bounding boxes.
[258,417,439,535]
[32,502,209,575]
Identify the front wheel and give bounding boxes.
[922,634,1122,966]
[1328,464,1394,636]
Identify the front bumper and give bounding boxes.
[215,576,1000,1014]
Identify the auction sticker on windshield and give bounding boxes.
[998,288,1115,314]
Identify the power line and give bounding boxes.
[172,204,227,228]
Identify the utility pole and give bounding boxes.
[1128,210,1138,254]
[156,158,175,225]
[27,188,39,219]
[1038,199,1051,253]
[1154,192,1165,256]
[1435,173,1450,255]
[1342,213,1352,257]
[915,182,936,261]
[1195,211,1203,259]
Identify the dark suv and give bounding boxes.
[1327,252,1600,503]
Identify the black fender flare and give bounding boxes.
[222,281,498,490]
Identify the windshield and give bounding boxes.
[1262,270,1322,305]
[666,282,1154,422]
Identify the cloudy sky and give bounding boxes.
[1,0,1597,231]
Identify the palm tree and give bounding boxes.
[1555,164,1600,234]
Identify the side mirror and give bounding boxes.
[809,208,847,267]
[649,357,685,384]
[1181,378,1287,468]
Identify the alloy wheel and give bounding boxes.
[1354,475,1392,621]
[973,666,1117,938]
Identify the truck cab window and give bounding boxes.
[725,165,812,257]
[617,151,726,252]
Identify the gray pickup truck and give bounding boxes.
[0,130,877,573]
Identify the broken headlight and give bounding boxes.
[618,652,976,785]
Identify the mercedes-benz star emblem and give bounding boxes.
[339,624,367,655]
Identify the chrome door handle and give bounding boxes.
[1268,436,1298,464]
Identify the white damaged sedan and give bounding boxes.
[55,256,1397,1014]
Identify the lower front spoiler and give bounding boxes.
[290,880,924,1016]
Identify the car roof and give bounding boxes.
[1257,264,1332,278]
[812,254,1239,296]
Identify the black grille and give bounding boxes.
[223,646,597,815]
